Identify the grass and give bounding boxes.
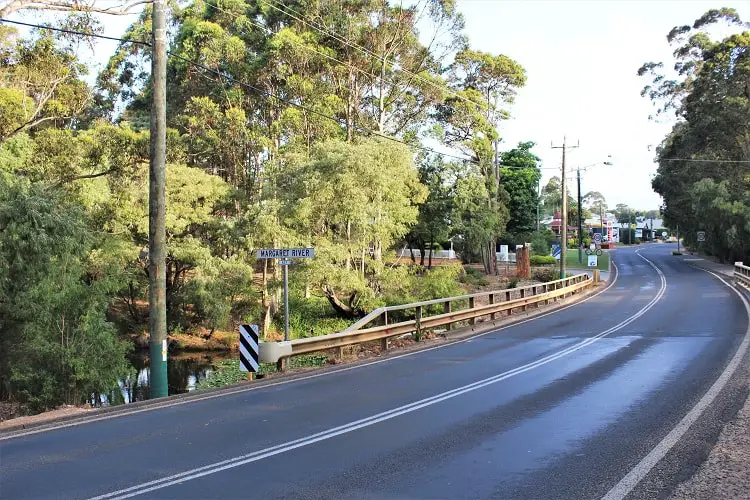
[565,251,610,271]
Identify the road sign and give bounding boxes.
[589,243,596,252]
[239,325,259,372]
[587,255,598,268]
[255,248,315,341]
[697,231,706,242]
[635,229,643,239]
[256,247,315,259]
[662,231,668,238]
[593,233,602,243]
[552,243,561,260]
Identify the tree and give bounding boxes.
[583,191,607,215]
[283,138,426,318]
[0,27,90,144]
[541,176,561,216]
[500,141,541,237]
[642,9,750,260]
[406,155,453,268]
[0,176,130,411]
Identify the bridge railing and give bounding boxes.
[259,274,594,367]
[735,262,750,290]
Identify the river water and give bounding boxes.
[100,350,234,405]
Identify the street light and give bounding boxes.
[576,157,613,264]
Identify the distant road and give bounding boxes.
[1,245,748,499]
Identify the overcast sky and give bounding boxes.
[8,0,749,211]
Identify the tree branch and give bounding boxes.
[1,0,151,17]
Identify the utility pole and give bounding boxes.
[552,137,579,278]
[536,177,540,231]
[577,167,583,264]
[148,0,168,399]
[628,206,632,244]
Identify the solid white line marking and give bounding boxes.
[1,264,622,442]
[602,263,750,500]
[88,256,668,500]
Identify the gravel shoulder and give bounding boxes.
[669,391,750,500]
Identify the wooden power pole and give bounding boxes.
[552,138,579,279]
[148,0,168,398]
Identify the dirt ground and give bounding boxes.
[0,402,91,429]
[670,390,750,499]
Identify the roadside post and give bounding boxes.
[239,324,260,380]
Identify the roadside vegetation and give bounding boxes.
[642,9,750,262]
[0,0,552,415]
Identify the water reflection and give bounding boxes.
[95,351,233,407]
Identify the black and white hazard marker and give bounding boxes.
[239,324,259,372]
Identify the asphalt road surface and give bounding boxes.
[2,245,748,500]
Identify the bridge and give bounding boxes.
[1,245,748,499]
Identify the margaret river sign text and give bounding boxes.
[256,247,315,343]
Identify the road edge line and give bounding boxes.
[601,266,750,500]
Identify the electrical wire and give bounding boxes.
[0,16,547,170]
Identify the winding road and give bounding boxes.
[1,245,748,499]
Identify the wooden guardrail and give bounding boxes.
[260,274,594,367]
[735,262,750,290]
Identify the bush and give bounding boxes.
[461,266,489,287]
[531,231,553,256]
[530,255,556,266]
[532,268,559,282]
[506,277,520,289]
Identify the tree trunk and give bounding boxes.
[428,232,434,269]
[324,287,365,319]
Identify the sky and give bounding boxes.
[455,0,750,211]
[7,0,750,211]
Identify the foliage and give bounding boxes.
[643,9,750,262]
[532,268,558,282]
[506,277,520,289]
[0,1,536,410]
[500,141,542,236]
[195,359,247,390]
[461,266,489,287]
[0,177,130,411]
[530,229,556,256]
[530,255,556,265]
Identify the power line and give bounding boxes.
[1,17,548,169]
[0,18,151,45]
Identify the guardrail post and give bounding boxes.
[444,301,452,330]
[415,305,423,340]
[520,288,527,312]
[489,294,496,320]
[505,291,512,315]
[468,297,476,325]
[381,310,389,351]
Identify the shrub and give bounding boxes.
[530,255,556,265]
[506,277,520,289]
[532,268,558,282]
[461,266,489,287]
[531,231,551,256]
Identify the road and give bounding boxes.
[1,245,748,499]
